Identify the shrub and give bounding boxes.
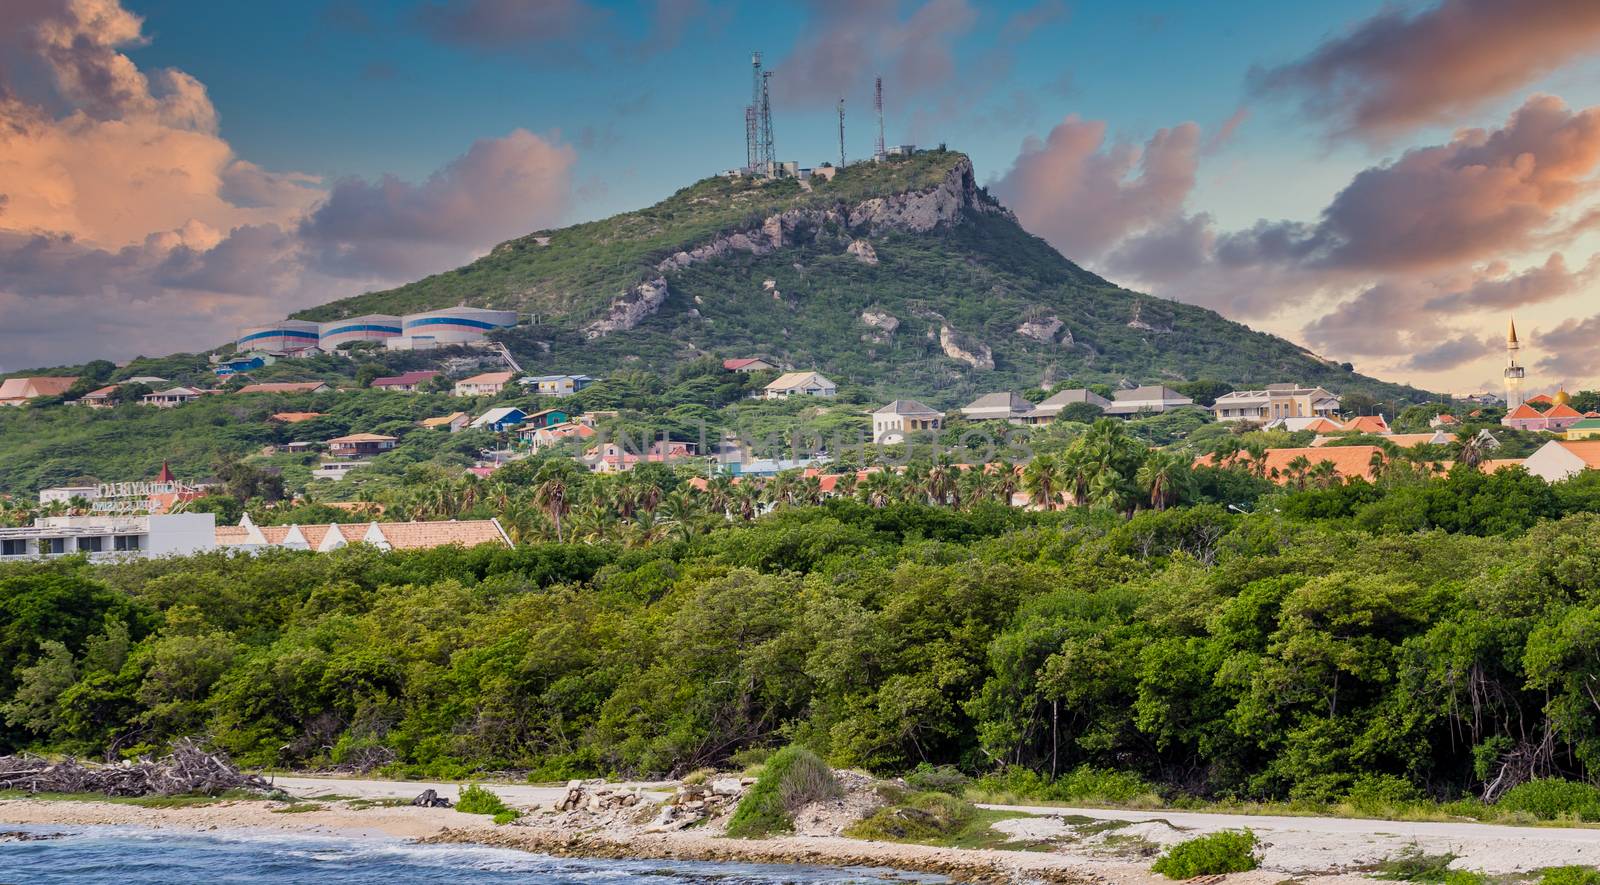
[727,747,774,770]
[1541,867,1600,885]
[725,745,840,838]
[1497,779,1600,821]
[845,791,975,842]
[905,764,970,796]
[1151,830,1260,879]
[1373,845,1462,882]
[492,808,522,825]
[681,767,716,786]
[456,783,511,816]
[973,765,1162,806]
[1342,774,1424,814]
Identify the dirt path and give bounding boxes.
[979,802,1600,875]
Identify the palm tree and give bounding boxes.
[1285,455,1312,491]
[1368,448,1388,482]
[1456,429,1488,469]
[657,491,701,541]
[1022,455,1061,510]
[857,471,896,508]
[533,462,575,542]
[1136,450,1189,511]
[1309,460,1341,489]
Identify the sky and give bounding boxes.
[3,0,1600,395]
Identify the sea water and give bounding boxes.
[0,824,945,884]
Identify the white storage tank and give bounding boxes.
[236,320,320,353]
[318,314,402,349]
[399,307,517,344]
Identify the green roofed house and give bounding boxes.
[1567,417,1600,441]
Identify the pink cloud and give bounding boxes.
[1252,0,1600,140]
[773,0,978,104]
[990,117,1201,260]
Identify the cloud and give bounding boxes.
[1406,334,1500,373]
[1536,313,1600,380]
[414,0,606,54]
[990,116,1201,260]
[1251,0,1600,140]
[298,129,576,279]
[1423,252,1599,312]
[0,0,579,370]
[1001,0,1068,40]
[773,0,978,104]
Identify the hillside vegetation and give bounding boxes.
[292,149,1426,403]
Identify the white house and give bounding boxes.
[1522,440,1600,482]
[214,513,510,552]
[0,513,216,561]
[140,386,205,408]
[764,372,837,399]
[873,400,943,443]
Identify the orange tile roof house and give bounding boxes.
[270,411,324,423]
[215,514,510,552]
[1196,445,1388,483]
[1340,415,1391,434]
[0,376,78,405]
[453,371,515,397]
[420,412,470,432]
[723,358,777,372]
[77,385,121,408]
[236,381,331,395]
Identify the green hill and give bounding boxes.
[298,149,1424,404]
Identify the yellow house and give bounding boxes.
[1567,418,1600,440]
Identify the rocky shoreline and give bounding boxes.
[422,824,1106,884]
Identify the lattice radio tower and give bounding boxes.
[873,76,886,161]
[748,52,764,173]
[837,98,846,167]
[760,70,775,175]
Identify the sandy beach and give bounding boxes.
[3,774,1598,883]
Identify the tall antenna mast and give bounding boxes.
[873,76,886,161]
[760,70,776,175]
[837,98,846,167]
[744,105,757,172]
[750,52,766,173]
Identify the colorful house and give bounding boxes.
[371,370,438,392]
[420,412,470,433]
[470,407,527,432]
[453,371,515,397]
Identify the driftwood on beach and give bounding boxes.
[0,737,280,798]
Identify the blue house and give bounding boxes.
[470,406,528,432]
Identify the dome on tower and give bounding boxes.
[1555,388,1571,405]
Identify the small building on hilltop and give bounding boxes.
[723,358,778,373]
[1567,417,1600,441]
[326,433,398,458]
[140,386,206,408]
[873,400,943,443]
[454,371,515,397]
[236,381,331,395]
[420,412,469,433]
[1104,385,1196,417]
[764,371,837,399]
[0,376,78,406]
[961,392,1034,423]
[371,370,438,392]
[524,374,598,397]
[471,407,527,432]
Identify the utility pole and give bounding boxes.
[760,70,775,175]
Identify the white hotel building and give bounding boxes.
[0,514,216,561]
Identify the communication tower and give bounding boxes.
[873,76,886,161]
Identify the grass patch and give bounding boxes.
[270,802,324,814]
[1100,832,1160,859]
[725,745,840,839]
[1540,867,1600,885]
[344,797,409,810]
[969,765,1165,808]
[455,784,520,823]
[0,789,265,808]
[1151,829,1260,879]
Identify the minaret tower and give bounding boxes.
[1504,316,1525,410]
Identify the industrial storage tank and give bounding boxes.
[236,320,320,353]
[318,314,402,349]
[399,307,518,344]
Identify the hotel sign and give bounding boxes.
[91,481,194,513]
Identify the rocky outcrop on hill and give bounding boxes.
[860,308,899,342]
[939,325,994,371]
[585,158,998,337]
[1016,315,1063,343]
